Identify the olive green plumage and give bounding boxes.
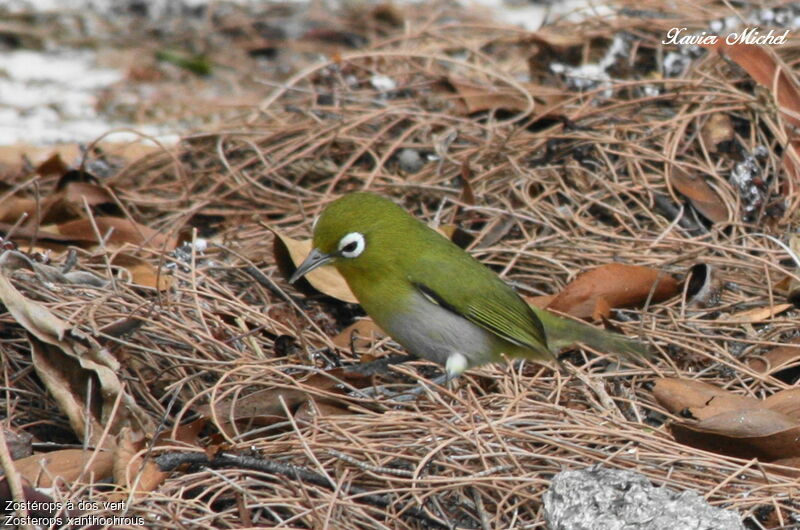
[290,192,647,376]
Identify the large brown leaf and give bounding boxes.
[547,264,680,320]
[0,253,153,445]
[652,378,761,421]
[52,216,176,250]
[14,448,114,488]
[763,388,800,422]
[670,408,800,461]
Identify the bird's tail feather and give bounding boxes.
[530,306,650,361]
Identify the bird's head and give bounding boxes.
[289,192,409,283]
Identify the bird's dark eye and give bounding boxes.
[342,241,358,253]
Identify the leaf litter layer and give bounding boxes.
[2,0,800,528]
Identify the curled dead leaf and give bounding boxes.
[14,448,114,488]
[271,228,357,303]
[0,196,36,224]
[526,294,556,309]
[726,303,792,323]
[546,263,679,320]
[332,318,384,349]
[35,152,69,177]
[763,388,800,422]
[669,166,728,223]
[111,253,172,290]
[295,400,351,424]
[748,338,800,381]
[670,408,800,461]
[112,427,170,498]
[700,113,734,152]
[51,216,177,250]
[447,76,532,114]
[0,253,68,343]
[29,336,105,444]
[652,378,760,420]
[0,255,153,444]
[203,387,306,431]
[769,457,800,478]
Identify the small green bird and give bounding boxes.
[290,192,647,378]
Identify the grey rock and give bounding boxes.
[543,466,744,530]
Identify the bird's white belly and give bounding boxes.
[382,289,495,368]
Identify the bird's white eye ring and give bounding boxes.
[338,232,365,258]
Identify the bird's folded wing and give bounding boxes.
[465,298,548,351]
[411,280,548,353]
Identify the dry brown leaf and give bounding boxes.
[763,388,800,422]
[14,448,114,488]
[769,457,800,478]
[165,417,208,445]
[295,400,351,423]
[112,427,169,498]
[109,419,206,501]
[112,428,141,488]
[332,318,384,349]
[748,338,800,376]
[0,142,162,170]
[700,113,734,152]
[526,294,556,309]
[63,180,115,207]
[669,167,728,223]
[546,263,679,320]
[28,331,155,446]
[52,216,177,250]
[111,253,172,290]
[0,196,37,224]
[35,181,117,226]
[703,41,800,128]
[703,41,800,182]
[670,408,800,461]
[726,303,793,323]
[29,336,105,444]
[34,152,70,177]
[523,29,586,48]
[0,253,152,444]
[687,399,763,422]
[204,375,355,438]
[271,228,357,303]
[447,76,532,114]
[204,387,316,437]
[0,144,82,168]
[0,254,68,343]
[652,378,760,420]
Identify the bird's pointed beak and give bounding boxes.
[289,248,333,284]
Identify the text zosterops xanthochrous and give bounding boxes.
[290,193,647,377]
